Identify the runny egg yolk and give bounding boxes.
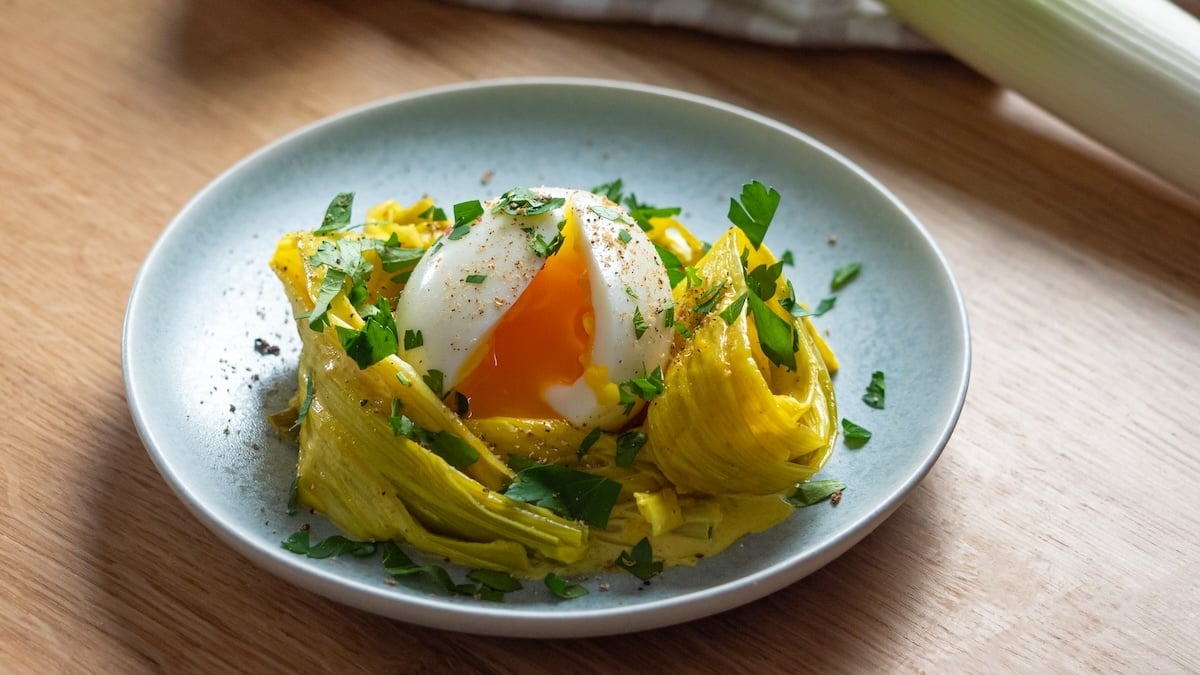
[454,214,594,419]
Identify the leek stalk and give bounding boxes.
[878,0,1200,199]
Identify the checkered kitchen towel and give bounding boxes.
[446,0,1200,49]
[444,0,936,49]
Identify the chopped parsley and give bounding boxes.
[452,199,484,228]
[503,460,622,528]
[654,244,686,288]
[422,369,444,398]
[464,273,488,284]
[577,427,604,459]
[615,431,648,467]
[831,262,862,290]
[403,329,423,351]
[314,192,355,234]
[291,372,314,430]
[591,179,682,231]
[782,291,836,318]
[718,292,748,325]
[618,229,633,245]
[617,366,665,413]
[632,306,648,339]
[494,187,565,216]
[663,302,675,328]
[544,572,589,600]
[286,476,300,515]
[615,537,662,581]
[781,250,795,266]
[592,178,624,202]
[589,203,635,226]
[335,297,399,369]
[841,418,873,447]
[692,281,727,315]
[786,479,847,507]
[523,225,566,258]
[747,292,797,370]
[684,266,703,288]
[389,411,480,469]
[418,204,447,222]
[281,530,376,559]
[745,261,784,300]
[863,371,886,409]
[727,181,780,249]
[382,542,514,602]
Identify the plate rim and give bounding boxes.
[122,76,972,638]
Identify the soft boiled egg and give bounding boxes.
[393,187,674,429]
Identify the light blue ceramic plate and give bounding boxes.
[123,79,970,638]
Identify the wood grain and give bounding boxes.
[2,0,1198,671]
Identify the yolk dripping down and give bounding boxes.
[454,214,594,419]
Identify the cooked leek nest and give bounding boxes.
[270,189,840,578]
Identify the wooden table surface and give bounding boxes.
[4,1,1199,672]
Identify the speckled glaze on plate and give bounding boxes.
[122,78,970,638]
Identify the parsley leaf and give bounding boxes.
[747,292,797,370]
[692,281,727,315]
[503,464,622,528]
[632,306,648,339]
[841,418,873,447]
[784,294,836,318]
[623,193,682,232]
[615,537,662,581]
[524,225,566,258]
[336,297,399,369]
[615,431,647,467]
[390,412,480,469]
[280,530,376,558]
[786,479,847,507]
[544,572,589,599]
[453,199,484,228]
[306,269,346,332]
[654,244,686,288]
[378,237,425,275]
[663,302,675,328]
[494,187,565,216]
[745,261,784,300]
[831,262,862,290]
[403,329,423,350]
[618,230,632,245]
[423,369,444,398]
[719,292,748,325]
[863,371,886,409]
[467,569,523,593]
[589,204,634,226]
[617,366,665,413]
[314,192,354,234]
[464,273,487,284]
[286,476,300,515]
[592,178,624,202]
[781,250,795,266]
[291,372,314,431]
[727,181,780,249]
[578,427,604,459]
[381,542,507,601]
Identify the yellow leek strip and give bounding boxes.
[293,330,589,569]
[646,228,837,495]
[879,0,1200,198]
[270,230,513,491]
